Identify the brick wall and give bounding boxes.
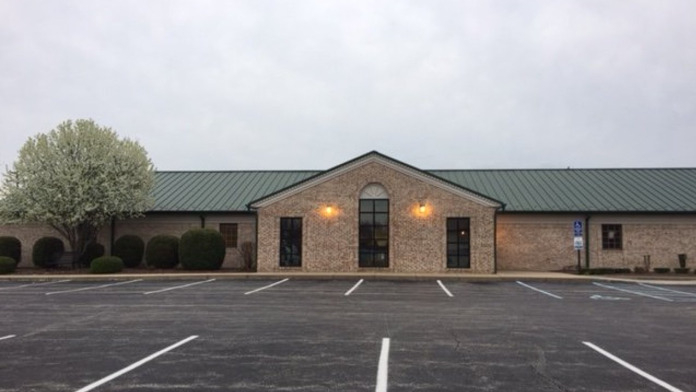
[256,161,498,273]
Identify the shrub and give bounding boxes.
[0,236,21,265]
[79,242,105,268]
[32,237,64,268]
[112,235,145,268]
[0,256,16,274]
[179,228,226,270]
[90,256,124,274]
[674,268,690,274]
[654,267,671,273]
[145,235,179,269]
[580,268,632,275]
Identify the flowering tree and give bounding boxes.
[0,119,155,266]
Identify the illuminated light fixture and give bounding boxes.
[419,202,426,213]
[325,206,333,215]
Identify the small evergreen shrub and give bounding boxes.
[580,268,632,275]
[32,237,64,268]
[180,228,226,270]
[112,235,145,268]
[0,236,21,265]
[654,267,671,273]
[0,256,16,274]
[674,268,690,274]
[146,235,179,269]
[90,256,124,274]
[79,242,105,268]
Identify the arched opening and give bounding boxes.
[359,184,389,268]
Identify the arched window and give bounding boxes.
[359,184,389,268]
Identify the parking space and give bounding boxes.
[1,278,694,391]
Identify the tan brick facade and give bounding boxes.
[497,214,696,271]
[255,160,499,273]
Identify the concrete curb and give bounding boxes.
[2,271,696,284]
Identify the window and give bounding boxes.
[602,224,622,249]
[359,199,389,267]
[219,223,238,248]
[280,217,302,267]
[447,218,470,268]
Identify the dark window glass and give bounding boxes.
[602,224,622,250]
[359,199,389,267]
[447,218,470,268]
[280,217,302,267]
[219,223,238,248]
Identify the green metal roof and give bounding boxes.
[151,168,696,213]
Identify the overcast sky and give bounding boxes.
[1,1,695,172]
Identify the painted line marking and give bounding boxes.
[376,338,390,392]
[46,280,142,295]
[638,283,696,297]
[516,281,563,299]
[143,279,215,295]
[437,280,453,297]
[345,279,364,296]
[75,335,198,392]
[244,278,289,295]
[593,282,673,302]
[0,335,16,341]
[0,279,72,290]
[583,341,684,392]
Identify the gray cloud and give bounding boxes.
[1,0,695,173]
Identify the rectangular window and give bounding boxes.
[359,199,389,268]
[280,217,302,267]
[219,223,238,248]
[446,218,470,268]
[602,224,622,249]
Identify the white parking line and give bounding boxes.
[638,283,696,297]
[143,279,216,295]
[0,279,72,290]
[583,341,684,392]
[46,279,142,295]
[516,281,563,299]
[75,335,198,392]
[437,280,453,297]
[593,282,673,302]
[376,338,390,392]
[244,278,289,295]
[0,335,16,341]
[345,279,364,296]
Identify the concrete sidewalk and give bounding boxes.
[2,270,696,285]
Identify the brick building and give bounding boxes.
[3,151,696,272]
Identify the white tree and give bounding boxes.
[0,119,155,266]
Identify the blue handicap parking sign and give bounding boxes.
[574,220,583,236]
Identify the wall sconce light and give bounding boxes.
[325,206,333,215]
[419,202,426,214]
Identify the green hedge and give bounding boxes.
[0,236,21,265]
[32,237,64,268]
[179,228,226,270]
[0,256,16,274]
[145,235,179,269]
[90,256,124,274]
[112,235,145,268]
[79,242,105,268]
[580,268,632,275]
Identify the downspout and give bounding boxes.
[493,203,505,274]
[200,214,206,228]
[585,215,591,269]
[248,203,259,272]
[110,217,116,256]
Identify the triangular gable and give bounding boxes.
[248,151,504,209]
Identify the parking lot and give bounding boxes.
[1,278,695,391]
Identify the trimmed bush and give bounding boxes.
[112,235,145,268]
[0,256,16,274]
[580,268,632,275]
[0,236,21,265]
[180,228,226,270]
[145,235,179,269]
[79,242,105,268]
[32,237,64,268]
[90,256,124,274]
[654,267,671,273]
[674,268,691,274]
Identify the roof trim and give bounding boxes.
[248,151,504,209]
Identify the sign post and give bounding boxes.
[573,220,583,272]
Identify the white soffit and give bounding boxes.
[251,153,502,208]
